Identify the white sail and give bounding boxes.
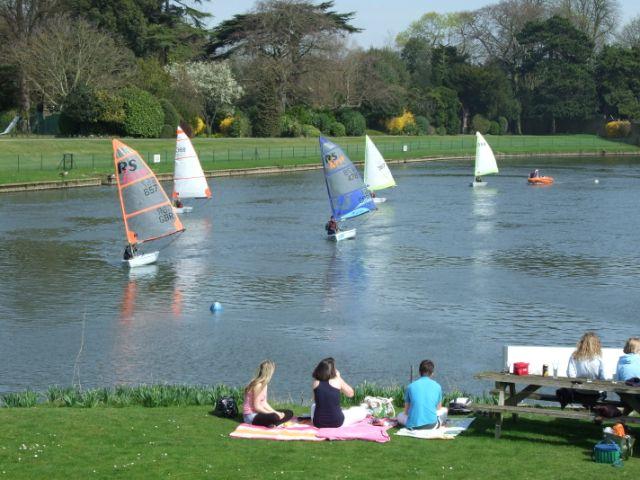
[474,132,499,177]
[364,135,396,191]
[173,126,211,200]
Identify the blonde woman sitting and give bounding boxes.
[243,360,293,427]
[567,331,605,380]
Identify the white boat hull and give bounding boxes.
[123,251,160,268]
[373,197,386,204]
[328,228,356,242]
[470,181,487,188]
[174,206,193,214]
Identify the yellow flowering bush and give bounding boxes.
[386,110,418,135]
[193,116,206,136]
[219,116,234,136]
[605,120,631,138]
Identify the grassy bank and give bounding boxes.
[0,405,636,479]
[0,134,637,185]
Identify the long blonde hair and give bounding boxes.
[245,360,275,395]
[572,332,602,361]
[624,337,640,354]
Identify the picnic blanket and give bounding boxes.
[230,418,391,443]
[395,417,475,440]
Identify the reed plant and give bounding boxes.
[1,390,39,407]
[3,383,493,409]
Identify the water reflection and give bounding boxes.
[2,158,640,395]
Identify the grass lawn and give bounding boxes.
[0,134,637,186]
[0,406,636,479]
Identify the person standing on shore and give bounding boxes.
[243,360,293,427]
[397,359,447,430]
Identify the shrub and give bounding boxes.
[386,110,417,135]
[436,125,447,135]
[120,87,163,138]
[280,114,303,137]
[415,115,429,135]
[193,116,206,136]
[337,109,366,136]
[219,113,252,137]
[160,99,180,130]
[160,124,175,138]
[228,113,252,138]
[328,121,346,137]
[287,105,314,125]
[59,85,100,135]
[605,120,632,138]
[488,121,501,135]
[311,111,335,134]
[472,114,491,134]
[498,116,509,134]
[301,124,321,137]
[95,90,125,134]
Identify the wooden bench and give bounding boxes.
[474,371,640,439]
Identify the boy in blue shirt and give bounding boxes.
[397,359,447,429]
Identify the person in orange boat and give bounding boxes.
[529,169,540,179]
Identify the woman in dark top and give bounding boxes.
[311,357,368,428]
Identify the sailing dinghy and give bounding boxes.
[320,137,376,242]
[471,132,499,187]
[113,139,185,267]
[364,135,396,203]
[172,126,211,213]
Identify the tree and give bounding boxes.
[553,0,620,50]
[355,48,409,127]
[595,45,640,119]
[209,0,359,116]
[0,0,58,130]
[62,0,211,61]
[618,15,640,48]
[517,15,597,133]
[9,15,134,110]
[166,60,242,134]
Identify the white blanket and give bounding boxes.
[395,417,475,440]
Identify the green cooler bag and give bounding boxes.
[593,441,621,464]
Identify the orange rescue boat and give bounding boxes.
[528,176,554,185]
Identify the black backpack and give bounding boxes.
[215,396,239,418]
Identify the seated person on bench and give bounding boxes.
[567,331,605,380]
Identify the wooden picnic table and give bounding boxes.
[473,371,640,438]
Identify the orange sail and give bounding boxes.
[112,139,184,245]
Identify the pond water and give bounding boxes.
[1,156,639,399]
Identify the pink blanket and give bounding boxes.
[314,419,391,443]
[230,419,391,443]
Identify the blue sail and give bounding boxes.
[320,137,376,221]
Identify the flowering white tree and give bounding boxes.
[166,60,243,134]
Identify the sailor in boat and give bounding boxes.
[370,191,376,199]
[123,243,138,260]
[325,216,339,236]
[174,198,184,209]
[529,169,540,179]
[474,176,483,184]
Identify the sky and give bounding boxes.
[207,0,640,48]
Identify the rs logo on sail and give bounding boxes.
[325,153,345,170]
[117,159,138,174]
